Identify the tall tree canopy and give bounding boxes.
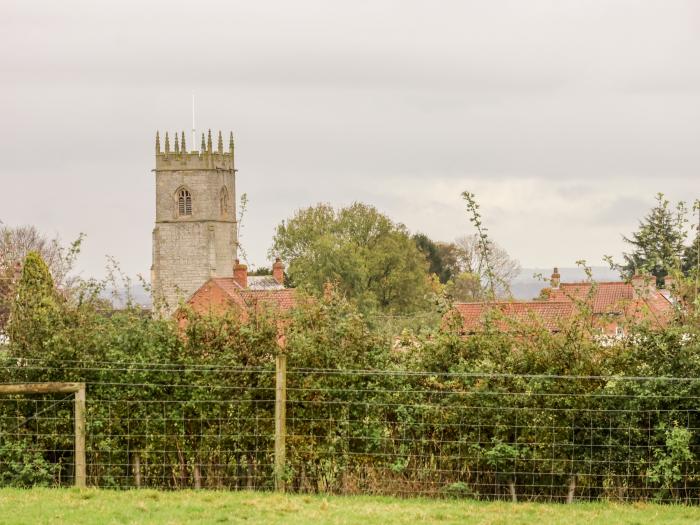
[412,234,459,284]
[7,252,62,353]
[622,193,688,286]
[445,234,521,301]
[0,225,82,288]
[270,203,432,313]
[683,201,700,280]
[0,224,81,334]
[683,232,700,277]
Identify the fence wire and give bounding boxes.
[0,395,76,487]
[1,364,699,502]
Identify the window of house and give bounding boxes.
[178,189,192,216]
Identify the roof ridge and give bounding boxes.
[211,276,242,286]
[560,281,627,286]
[455,300,573,306]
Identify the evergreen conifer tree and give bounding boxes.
[7,252,62,354]
[622,193,687,286]
[682,232,700,275]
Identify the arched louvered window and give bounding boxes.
[220,187,229,216]
[178,189,192,216]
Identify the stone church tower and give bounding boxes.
[151,130,237,312]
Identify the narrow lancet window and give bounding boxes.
[220,187,229,216]
[178,189,192,216]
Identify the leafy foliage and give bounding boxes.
[0,441,57,488]
[648,424,694,501]
[249,266,271,276]
[412,234,460,284]
[7,252,63,355]
[1,251,700,502]
[622,193,688,286]
[444,271,482,302]
[270,203,432,314]
[0,225,83,335]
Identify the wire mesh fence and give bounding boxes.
[1,361,700,502]
[0,394,77,487]
[285,369,700,502]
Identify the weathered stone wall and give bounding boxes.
[151,133,237,313]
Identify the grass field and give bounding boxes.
[1,489,700,525]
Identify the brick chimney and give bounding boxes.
[272,258,285,285]
[550,267,561,289]
[233,259,248,289]
[631,273,654,298]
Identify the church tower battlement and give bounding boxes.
[151,129,237,313]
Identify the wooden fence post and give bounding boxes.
[274,353,287,492]
[74,383,86,488]
[133,452,142,488]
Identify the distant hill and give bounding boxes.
[108,266,622,307]
[511,266,622,300]
[103,285,152,309]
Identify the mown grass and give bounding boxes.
[1,489,700,525]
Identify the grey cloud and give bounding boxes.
[1,0,699,278]
[591,197,652,227]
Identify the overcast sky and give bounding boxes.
[1,0,699,280]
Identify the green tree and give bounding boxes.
[648,424,694,501]
[444,271,482,302]
[622,193,688,286]
[0,261,18,339]
[270,202,431,313]
[0,224,82,335]
[7,252,62,355]
[682,200,700,282]
[413,234,460,284]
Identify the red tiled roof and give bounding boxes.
[548,281,672,322]
[453,280,674,335]
[454,301,575,333]
[621,290,674,327]
[548,282,633,313]
[189,277,296,315]
[239,289,296,312]
[209,278,246,303]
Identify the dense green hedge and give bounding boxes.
[1,254,700,501]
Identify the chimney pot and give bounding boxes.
[550,267,561,289]
[272,258,285,285]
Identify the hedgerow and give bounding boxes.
[1,253,699,501]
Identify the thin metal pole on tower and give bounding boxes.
[192,92,196,152]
